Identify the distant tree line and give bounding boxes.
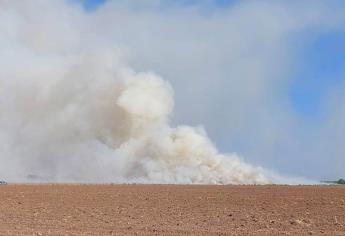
[322,178,345,185]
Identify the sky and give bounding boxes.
[80,0,345,118]
[67,0,345,180]
[290,30,345,117]
[81,0,345,118]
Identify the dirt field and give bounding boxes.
[0,185,344,235]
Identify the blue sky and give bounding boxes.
[82,0,106,11]
[290,30,345,118]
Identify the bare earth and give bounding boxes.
[0,185,344,235]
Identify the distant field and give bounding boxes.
[0,184,344,235]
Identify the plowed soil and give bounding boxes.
[0,185,344,235]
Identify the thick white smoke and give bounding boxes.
[0,0,269,184]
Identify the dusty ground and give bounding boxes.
[0,185,344,235]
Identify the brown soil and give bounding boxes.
[0,184,344,235]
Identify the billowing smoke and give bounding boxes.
[0,0,269,184]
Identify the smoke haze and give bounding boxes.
[0,0,271,184]
[2,0,345,183]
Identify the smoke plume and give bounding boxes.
[0,0,269,184]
